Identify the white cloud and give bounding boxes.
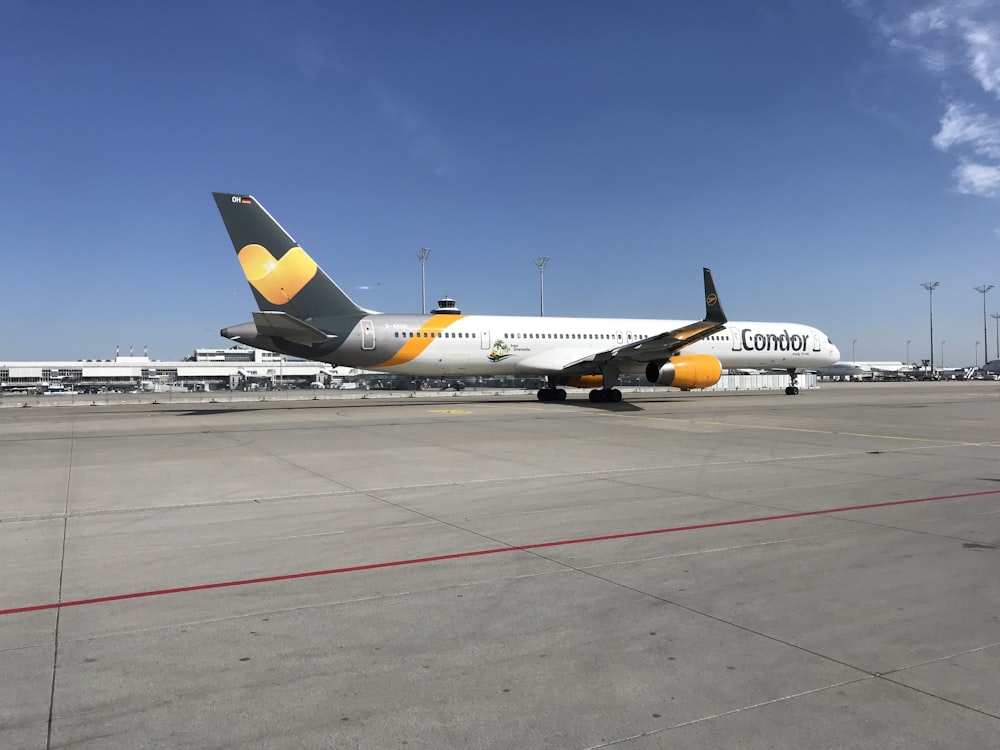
[962,21,1000,96]
[933,102,1000,157]
[905,7,950,35]
[873,1,965,70]
[851,1,1000,198]
[954,162,1000,196]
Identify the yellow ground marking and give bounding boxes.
[429,409,473,415]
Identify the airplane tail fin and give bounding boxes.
[212,193,369,320]
[703,268,726,324]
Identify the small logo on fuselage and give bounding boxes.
[488,339,512,362]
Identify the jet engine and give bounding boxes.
[645,354,722,389]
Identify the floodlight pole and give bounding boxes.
[852,338,857,362]
[417,248,431,314]
[974,285,994,367]
[534,257,550,316]
[991,312,1000,361]
[921,282,940,376]
[906,339,911,366]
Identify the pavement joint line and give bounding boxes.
[0,441,987,525]
[599,472,1000,534]
[609,413,990,446]
[0,526,900,643]
[879,641,1000,678]
[46,419,74,750]
[582,676,878,748]
[578,623,1000,747]
[4,520,445,565]
[51,569,578,646]
[811,513,999,546]
[2,488,997,618]
[564,523,1000,738]
[872,638,1000,721]
[251,443,359,493]
[526,537,883,707]
[875,674,1000,722]
[576,527,885,569]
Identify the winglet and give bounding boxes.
[703,268,727,324]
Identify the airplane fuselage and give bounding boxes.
[225,313,839,378]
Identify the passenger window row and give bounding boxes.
[390,331,733,341]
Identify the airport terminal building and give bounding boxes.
[0,347,364,394]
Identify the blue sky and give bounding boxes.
[2,1,999,366]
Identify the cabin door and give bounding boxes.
[361,320,375,350]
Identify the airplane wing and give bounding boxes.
[563,268,727,371]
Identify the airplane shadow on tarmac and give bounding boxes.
[167,396,651,416]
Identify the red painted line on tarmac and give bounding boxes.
[3,488,998,617]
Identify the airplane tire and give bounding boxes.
[589,389,622,403]
[538,388,567,402]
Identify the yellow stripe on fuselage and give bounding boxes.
[374,315,468,367]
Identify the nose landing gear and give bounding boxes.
[785,369,800,395]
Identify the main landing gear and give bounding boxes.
[537,377,567,401]
[588,388,622,403]
[537,387,567,402]
[784,369,800,396]
[536,368,624,403]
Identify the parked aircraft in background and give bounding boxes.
[213,193,840,402]
[815,361,913,380]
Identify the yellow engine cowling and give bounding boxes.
[645,354,722,389]
[564,375,605,389]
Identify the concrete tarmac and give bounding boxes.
[2,381,999,749]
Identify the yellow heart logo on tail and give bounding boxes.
[237,244,318,305]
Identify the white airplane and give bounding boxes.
[816,361,913,380]
[213,193,840,402]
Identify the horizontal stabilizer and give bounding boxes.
[251,311,334,345]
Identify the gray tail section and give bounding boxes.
[212,193,369,321]
[703,268,726,324]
